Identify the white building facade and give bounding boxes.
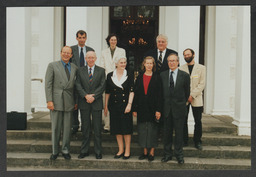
[6,6,251,135]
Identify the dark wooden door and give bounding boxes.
[110,6,159,73]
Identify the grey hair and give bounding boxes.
[167,53,179,61]
[113,56,127,64]
[156,34,168,43]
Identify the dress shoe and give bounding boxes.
[148,155,154,161]
[50,153,59,160]
[62,153,71,160]
[95,154,102,159]
[78,153,89,159]
[114,152,124,159]
[138,153,148,160]
[195,142,203,150]
[123,155,130,160]
[161,156,172,162]
[176,157,184,164]
[103,129,110,133]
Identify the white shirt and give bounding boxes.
[87,65,95,75]
[111,69,128,89]
[157,49,167,60]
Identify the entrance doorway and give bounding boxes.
[109,6,159,73]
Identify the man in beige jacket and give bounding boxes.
[179,48,206,150]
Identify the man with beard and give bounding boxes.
[179,48,206,150]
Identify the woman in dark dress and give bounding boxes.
[133,56,162,161]
[104,56,134,160]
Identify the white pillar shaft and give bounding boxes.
[7,8,31,116]
[233,6,250,136]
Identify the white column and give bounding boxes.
[160,6,200,134]
[30,7,56,112]
[233,6,250,136]
[211,6,236,116]
[66,7,104,64]
[7,8,32,118]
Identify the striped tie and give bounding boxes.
[89,67,93,82]
[157,51,163,70]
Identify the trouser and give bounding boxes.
[183,104,203,144]
[72,109,79,131]
[50,110,72,155]
[163,108,185,158]
[80,108,102,155]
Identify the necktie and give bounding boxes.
[89,68,93,82]
[170,71,174,90]
[157,51,163,70]
[80,48,84,67]
[65,64,70,80]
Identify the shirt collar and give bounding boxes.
[169,68,178,74]
[61,60,70,66]
[87,65,95,70]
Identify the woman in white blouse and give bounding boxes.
[101,34,126,133]
[104,56,134,160]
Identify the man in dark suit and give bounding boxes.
[45,46,78,160]
[75,51,106,159]
[70,30,94,134]
[144,34,178,73]
[160,53,190,164]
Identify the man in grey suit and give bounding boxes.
[76,51,106,159]
[160,53,190,164]
[70,30,94,134]
[45,46,78,160]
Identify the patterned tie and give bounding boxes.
[170,71,174,90]
[65,64,70,80]
[157,51,163,70]
[80,48,84,67]
[89,67,93,82]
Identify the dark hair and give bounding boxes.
[167,53,179,61]
[105,33,118,47]
[76,30,87,38]
[183,48,195,55]
[141,56,156,72]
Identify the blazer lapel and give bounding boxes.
[174,69,182,90]
[56,61,69,83]
[91,65,98,84]
[81,66,90,85]
[191,63,198,76]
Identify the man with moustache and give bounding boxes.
[160,53,190,164]
[76,51,106,159]
[70,30,94,134]
[45,46,78,160]
[179,48,206,150]
[144,34,178,73]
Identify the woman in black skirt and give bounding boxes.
[104,56,134,160]
[133,56,162,161]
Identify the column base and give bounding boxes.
[232,120,251,136]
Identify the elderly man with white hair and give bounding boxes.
[104,56,134,160]
[144,34,178,73]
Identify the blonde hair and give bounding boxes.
[141,56,156,72]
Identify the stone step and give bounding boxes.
[7,152,250,170]
[6,130,251,146]
[26,120,237,135]
[7,140,251,159]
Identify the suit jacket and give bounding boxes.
[100,46,126,75]
[160,69,190,118]
[144,48,178,73]
[45,61,78,111]
[70,44,94,68]
[133,72,163,122]
[179,63,206,107]
[75,65,106,111]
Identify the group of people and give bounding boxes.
[45,30,206,165]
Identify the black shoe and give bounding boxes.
[78,152,89,159]
[103,129,110,133]
[148,155,154,161]
[50,153,58,160]
[123,155,130,160]
[195,142,203,150]
[161,156,172,162]
[138,153,148,160]
[62,153,71,160]
[114,152,124,159]
[176,157,184,164]
[95,154,102,159]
